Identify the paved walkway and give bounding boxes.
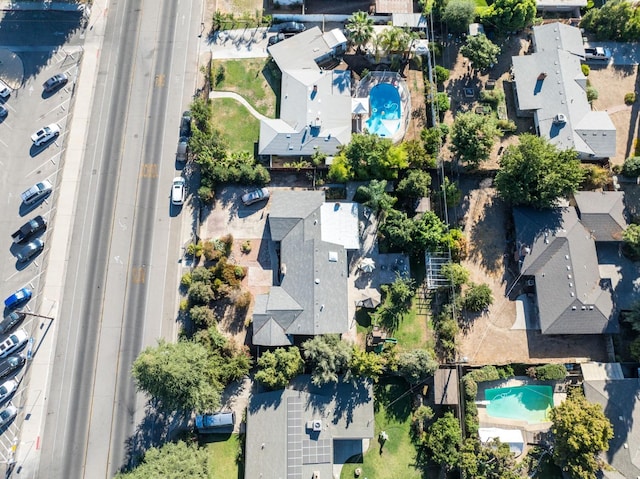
[208,90,271,121]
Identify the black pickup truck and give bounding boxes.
[11,215,47,244]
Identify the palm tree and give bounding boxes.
[346,11,374,54]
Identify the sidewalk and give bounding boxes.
[0,2,85,12]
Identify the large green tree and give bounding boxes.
[396,169,432,200]
[302,335,352,386]
[426,412,462,471]
[345,11,374,53]
[581,0,640,41]
[623,224,640,260]
[115,441,208,479]
[377,26,416,61]
[349,346,385,382]
[255,347,305,390]
[133,329,251,411]
[495,134,584,208]
[450,112,498,167]
[355,179,397,213]
[459,34,501,72]
[331,133,408,181]
[397,349,438,384]
[484,0,536,33]
[442,0,476,33]
[132,340,224,412]
[550,390,613,479]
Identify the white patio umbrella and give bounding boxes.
[360,258,376,273]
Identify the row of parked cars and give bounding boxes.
[0,72,70,431]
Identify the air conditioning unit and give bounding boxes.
[312,420,322,432]
[553,113,567,124]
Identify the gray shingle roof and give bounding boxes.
[574,191,628,241]
[584,377,640,478]
[511,23,616,159]
[253,191,356,346]
[260,27,352,157]
[514,206,617,334]
[245,376,374,479]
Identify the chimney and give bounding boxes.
[537,72,547,81]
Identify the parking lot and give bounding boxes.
[0,40,81,465]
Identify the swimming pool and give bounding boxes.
[485,385,553,424]
[366,83,401,138]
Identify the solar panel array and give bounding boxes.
[287,396,303,479]
[302,439,331,464]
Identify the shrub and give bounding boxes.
[581,64,590,76]
[241,240,252,254]
[198,185,214,203]
[580,164,610,190]
[625,92,637,105]
[622,156,640,177]
[496,119,517,133]
[479,89,505,107]
[462,376,478,399]
[465,365,501,383]
[527,363,567,380]
[434,65,450,83]
[180,272,192,288]
[202,240,218,261]
[235,291,252,309]
[586,86,599,102]
[179,298,189,312]
[190,305,217,328]
[234,265,246,279]
[187,241,204,258]
[462,283,494,312]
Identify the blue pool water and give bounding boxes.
[485,385,553,424]
[366,83,401,138]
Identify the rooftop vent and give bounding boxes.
[328,251,338,262]
[554,113,567,124]
[306,420,322,432]
[537,72,547,81]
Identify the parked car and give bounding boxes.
[0,405,17,428]
[268,33,287,46]
[0,105,7,119]
[584,47,612,61]
[31,123,60,146]
[21,180,53,206]
[0,380,17,404]
[241,188,270,206]
[16,238,44,263]
[176,137,188,162]
[0,313,25,336]
[278,21,305,34]
[4,288,32,310]
[171,177,186,206]
[0,329,28,359]
[0,80,11,99]
[195,412,235,432]
[12,215,47,244]
[180,111,192,138]
[0,355,25,380]
[43,73,69,93]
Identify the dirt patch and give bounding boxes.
[454,177,609,365]
[404,64,426,142]
[588,64,640,165]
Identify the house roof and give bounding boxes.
[434,367,459,405]
[260,27,352,157]
[253,191,358,346]
[245,376,375,479]
[574,191,628,241]
[376,0,414,14]
[536,0,587,9]
[514,206,617,334]
[583,369,640,478]
[511,23,616,159]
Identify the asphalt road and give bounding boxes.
[37,0,201,477]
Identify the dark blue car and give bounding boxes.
[4,288,32,310]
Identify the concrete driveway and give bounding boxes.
[585,41,640,65]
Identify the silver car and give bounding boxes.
[21,180,53,205]
[241,188,270,206]
[0,380,17,404]
[0,329,28,359]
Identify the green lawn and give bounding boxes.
[210,97,260,153]
[340,378,423,479]
[204,434,243,479]
[211,59,278,116]
[393,298,432,351]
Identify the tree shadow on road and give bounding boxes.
[120,402,190,473]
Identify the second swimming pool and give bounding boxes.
[366,83,401,138]
[485,385,554,424]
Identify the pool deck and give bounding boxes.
[355,72,411,144]
[476,377,567,444]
